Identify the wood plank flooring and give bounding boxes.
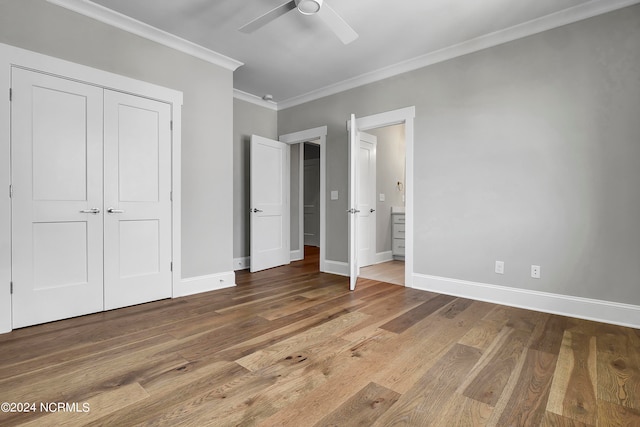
[1,247,639,426]
[359,260,405,286]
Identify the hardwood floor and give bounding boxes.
[360,260,405,286]
[1,248,639,426]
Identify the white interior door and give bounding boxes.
[11,68,104,328]
[103,90,172,310]
[357,132,377,268]
[250,135,290,272]
[348,114,360,290]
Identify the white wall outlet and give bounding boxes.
[331,190,339,200]
[495,261,504,274]
[531,265,541,279]
[379,193,385,202]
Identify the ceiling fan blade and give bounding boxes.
[239,0,297,34]
[317,2,358,44]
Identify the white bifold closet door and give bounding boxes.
[11,68,172,328]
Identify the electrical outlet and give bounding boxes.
[531,265,541,279]
[379,193,385,202]
[495,261,504,274]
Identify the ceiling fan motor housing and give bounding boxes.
[295,0,323,15]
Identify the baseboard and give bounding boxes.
[412,273,640,329]
[375,251,393,264]
[234,256,250,271]
[324,260,349,277]
[0,308,10,334]
[290,249,303,262]
[175,271,236,298]
[235,252,306,270]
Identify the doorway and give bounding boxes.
[348,107,415,289]
[280,126,328,273]
[359,123,406,285]
[303,142,321,249]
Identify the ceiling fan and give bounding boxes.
[239,0,358,45]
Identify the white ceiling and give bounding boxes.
[65,0,638,107]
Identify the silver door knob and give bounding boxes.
[251,208,263,213]
[80,208,100,214]
[107,208,125,214]
[370,209,376,213]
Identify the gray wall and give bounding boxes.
[368,125,406,254]
[278,5,640,305]
[233,98,278,259]
[1,0,234,279]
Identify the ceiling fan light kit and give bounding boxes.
[239,0,358,45]
[295,0,323,15]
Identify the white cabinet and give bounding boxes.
[392,212,406,260]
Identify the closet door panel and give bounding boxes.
[11,68,104,328]
[103,90,172,310]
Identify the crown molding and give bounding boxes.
[47,0,640,107]
[233,89,278,111]
[46,0,243,71]
[276,0,640,110]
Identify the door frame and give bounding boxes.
[0,43,183,333]
[347,106,415,287]
[280,126,327,273]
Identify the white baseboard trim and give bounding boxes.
[290,249,303,262]
[0,314,10,334]
[375,251,393,264]
[412,273,640,329]
[234,256,250,271]
[324,260,349,277]
[175,271,236,298]
[235,252,306,270]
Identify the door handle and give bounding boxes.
[251,208,263,213]
[346,208,360,214]
[370,209,376,213]
[107,208,125,214]
[80,208,100,214]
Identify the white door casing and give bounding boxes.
[279,126,327,273]
[250,135,291,272]
[103,90,173,310]
[11,68,104,328]
[357,132,377,268]
[350,107,415,288]
[348,114,360,290]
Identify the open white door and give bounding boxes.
[250,135,290,272]
[357,132,377,268]
[348,114,360,290]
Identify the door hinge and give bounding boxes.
[170,191,173,202]
[10,282,13,294]
[9,185,12,198]
[170,120,173,131]
[9,88,12,102]
[170,262,173,272]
